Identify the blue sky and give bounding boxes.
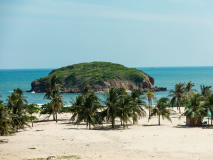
[0,0,213,69]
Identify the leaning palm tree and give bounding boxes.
[169,82,185,113]
[200,85,212,99]
[145,90,155,119]
[181,93,207,126]
[150,97,174,125]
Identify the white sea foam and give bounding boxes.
[9,91,13,93]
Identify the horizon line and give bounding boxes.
[1,65,213,70]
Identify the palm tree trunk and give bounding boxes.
[89,121,91,129]
[159,115,160,125]
[178,102,181,113]
[56,112,57,123]
[53,112,55,121]
[112,117,115,129]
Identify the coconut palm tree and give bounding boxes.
[150,97,174,125]
[203,94,213,125]
[117,94,134,129]
[7,88,29,131]
[70,95,84,122]
[49,94,64,123]
[184,81,197,99]
[74,93,101,129]
[102,88,119,129]
[0,97,14,135]
[169,82,185,113]
[200,85,212,99]
[27,104,40,127]
[181,93,207,125]
[131,89,146,124]
[44,75,63,121]
[145,90,155,119]
[82,84,93,95]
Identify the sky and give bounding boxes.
[0,0,213,69]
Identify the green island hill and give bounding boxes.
[28,62,166,93]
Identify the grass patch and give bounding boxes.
[57,155,81,159]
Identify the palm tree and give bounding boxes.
[7,88,30,131]
[150,97,174,125]
[169,82,185,113]
[82,84,93,95]
[117,94,133,129]
[131,89,146,124]
[73,93,101,129]
[184,81,196,98]
[27,104,40,127]
[181,93,207,126]
[0,97,14,135]
[44,75,63,122]
[200,85,212,99]
[70,95,84,122]
[145,90,155,119]
[49,94,63,123]
[102,88,119,129]
[203,94,213,125]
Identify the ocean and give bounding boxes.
[0,67,213,106]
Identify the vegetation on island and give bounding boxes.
[48,62,146,86]
[29,62,156,93]
[1,75,213,135]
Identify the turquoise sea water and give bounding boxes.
[0,67,213,106]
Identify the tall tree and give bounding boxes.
[44,75,63,122]
[7,88,29,131]
[200,85,212,99]
[0,97,14,135]
[117,94,133,129]
[169,82,185,113]
[184,81,196,98]
[131,89,146,124]
[27,104,40,127]
[150,97,174,125]
[71,92,101,129]
[145,90,155,119]
[181,93,207,125]
[103,88,119,129]
[203,94,213,125]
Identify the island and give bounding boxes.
[28,62,166,93]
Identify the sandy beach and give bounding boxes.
[0,107,213,160]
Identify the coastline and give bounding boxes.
[0,107,212,160]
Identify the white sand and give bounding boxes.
[0,107,213,160]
